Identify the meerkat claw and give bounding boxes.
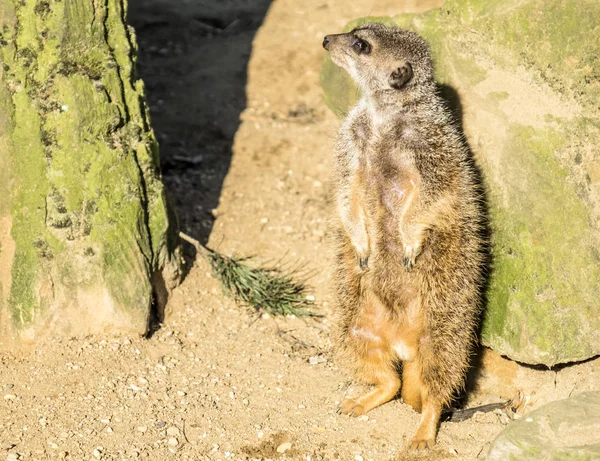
[358,256,369,270]
[408,438,435,451]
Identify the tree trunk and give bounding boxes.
[0,0,182,339]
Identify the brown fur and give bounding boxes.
[324,23,489,450]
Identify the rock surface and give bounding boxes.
[320,0,600,366]
[487,392,600,460]
[0,0,182,338]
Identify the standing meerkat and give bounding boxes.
[323,23,489,450]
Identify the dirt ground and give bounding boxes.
[1,0,599,460]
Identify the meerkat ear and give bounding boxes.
[388,63,413,89]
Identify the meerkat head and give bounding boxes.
[323,23,434,98]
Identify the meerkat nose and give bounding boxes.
[323,35,331,50]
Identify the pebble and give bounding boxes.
[166,427,180,437]
[93,448,102,458]
[136,425,148,433]
[156,421,166,428]
[7,454,18,461]
[168,437,179,447]
[357,415,369,422]
[177,391,186,396]
[4,394,16,400]
[276,442,292,453]
[309,355,327,365]
[354,456,364,461]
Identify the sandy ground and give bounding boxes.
[1,0,599,460]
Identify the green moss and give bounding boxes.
[482,124,600,363]
[469,0,600,109]
[2,0,180,333]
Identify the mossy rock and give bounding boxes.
[320,0,600,366]
[0,0,182,338]
[487,392,600,460]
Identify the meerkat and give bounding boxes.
[322,23,489,450]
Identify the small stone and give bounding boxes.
[7,454,18,461]
[176,391,186,397]
[167,437,179,447]
[129,384,141,392]
[354,456,364,461]
[357,415,369,422]
[308,355,327,365]
[156,421,166,428]
[93,448,101,458]
[276,442,292,453]
[47,440,58,449]
[136,425,147,433]
[106,427,113,433]
[166,427,180,437]
[3,394,16,400]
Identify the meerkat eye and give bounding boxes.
[351,38,371,54]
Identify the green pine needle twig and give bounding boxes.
[180,232,321,317]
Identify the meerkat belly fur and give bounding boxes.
[323,23,488,450]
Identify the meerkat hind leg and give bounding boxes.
[406,354,442,451]
[408,394,442,451]
[340,365,400,416]
[401,359,423,412]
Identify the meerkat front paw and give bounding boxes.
[402,243,421,270]
[356,253,369,270]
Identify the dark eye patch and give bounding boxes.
[351,37,371,54]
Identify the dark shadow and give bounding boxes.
[436,83,495,414]
[127,0,273,259]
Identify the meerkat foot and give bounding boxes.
[407,396,441,451]
[339,398,366,416]
[408,437,435,451]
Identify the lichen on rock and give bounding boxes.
[0,0,182,338]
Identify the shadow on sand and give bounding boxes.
[128,0,273,253]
